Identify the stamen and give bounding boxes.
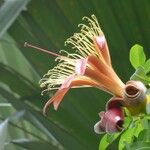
[65,15,104,61]
[24,42,62,57]
[39,15,112,97]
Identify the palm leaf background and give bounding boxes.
[0,0,150,149]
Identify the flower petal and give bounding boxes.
[106,108,124,133]
[85,56,124,97]
[71,76,101,88]
[93,35,111,66]
[87,55,123,85]
[95,36,105,49]
[106,97,125,110]
[43,76,100,115]
[75,58,87,75]
[94,97,124,134]
[43,74,75,115]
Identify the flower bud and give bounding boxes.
[94,97,124,134]
[123,81,147,115]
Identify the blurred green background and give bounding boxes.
[0,0,150,149]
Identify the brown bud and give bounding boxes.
[123,81,147,115]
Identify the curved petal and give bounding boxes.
[94,97,124,134]
[75,58,87,75]
[43,75,75,115]
[106,97,125,110]
[43,58,88,114]
[93,35,111,66]
[87,55,124,97]
[85,68,124,97]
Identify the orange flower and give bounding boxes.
[25,15,148,134]
[39,15,125,115]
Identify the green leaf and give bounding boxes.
[99,133,120,150]
[0,120,8,150]
[130,66,150,85]
[141,118,149,130]
[99,134,109,150]
[0,87,87,150]
[119,119,144,150]
[123,116,132,129]
[119,128,135,150]
[0,33,40,82]
[0,63,39,96]
[143,59,150,74]
[137,129,150,142]
[135,121,144,137]
[0,0,30,37]
[11,139,57,150]
[130,141,150,150]
[130,44,146,69]
[145,115,150,120]
[3,111,58,150]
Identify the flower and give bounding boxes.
[24,15,148,134]
[94,97,125,134]
[27,15,148,134]
[39,15,125,116]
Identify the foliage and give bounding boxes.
[129,44,146,69]
[130,45,150,85]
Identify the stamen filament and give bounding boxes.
[24,42,62,57]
